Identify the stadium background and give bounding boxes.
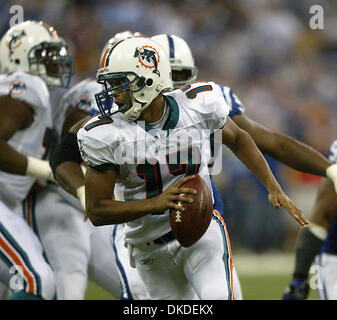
[1,0,336,299]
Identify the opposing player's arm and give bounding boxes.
[85,167,196,226]
[232,113,332,177]
[221,117,309,227]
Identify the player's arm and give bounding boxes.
[222,117,309,227]
[233,113,334,178]
[0,96,54,184]
[61,106,89,139]
[0,96,33,174]
[84,167,196,226]
[50,114,90,211]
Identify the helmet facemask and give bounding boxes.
[28,41,74,88]
[95,71,146,120]
[171,65,197,89]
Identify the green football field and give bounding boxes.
[85,275,319,300]
[84,252,320,300]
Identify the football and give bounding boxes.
[169,175,213,247]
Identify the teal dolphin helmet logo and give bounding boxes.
[7,30,26,56]
[134,45,160,76]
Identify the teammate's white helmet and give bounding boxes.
[151,34,197,89]
[0,20,73,88]
[96,37,172,121]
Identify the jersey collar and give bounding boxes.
[144,94,179,136]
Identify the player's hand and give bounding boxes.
[326,164,337,193]
[268,189,309,226]
[151,175,197,213]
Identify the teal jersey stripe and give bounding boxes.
[212,215,233,300]
[163,95,179,132]
[0,222,42,297]
[144,95,180,136]
[29,193,57,300]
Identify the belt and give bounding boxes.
[153,231,175,245]
[125,231,176,250]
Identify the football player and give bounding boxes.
[50,32,241,300]
[283,137,337,300]
[0,20,73,299]
[77,37,308,299]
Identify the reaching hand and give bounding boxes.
[268,190,309,226]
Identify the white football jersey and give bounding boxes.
[54,78,102,138]
[78,81,229,244]
[0,72,52,209]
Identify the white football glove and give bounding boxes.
[326,163,337,193]
[26,156,56,186]
[76,185,87,221]
[80,164,87,176]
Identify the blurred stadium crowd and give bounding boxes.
[1,0,336,251]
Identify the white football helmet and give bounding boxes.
[96,37,172,121]
[151,34,197,89]
[0,20,73,88]
[100,31,147,67]
[99,31,135,67]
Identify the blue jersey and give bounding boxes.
[218,85,245,119]
[321,137,337,255]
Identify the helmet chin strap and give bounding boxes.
[122,82,164,121]
[123,99,150,122]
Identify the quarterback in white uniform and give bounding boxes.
[0,20,73,300]
[78,37,308,300]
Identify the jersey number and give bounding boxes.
[136,147,200,215]
[180,84,213,99]
[84,115,113,131]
